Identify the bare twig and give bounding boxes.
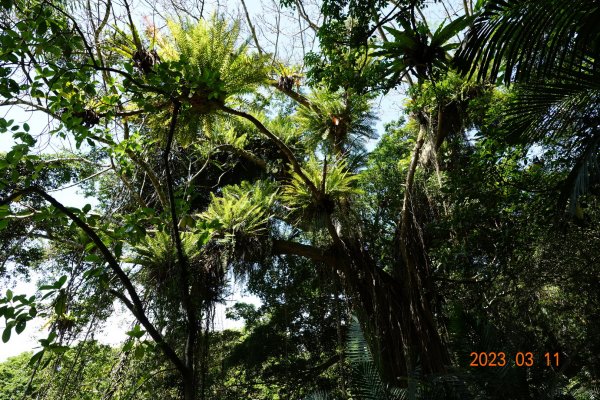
[47,167,111,192]
[240,0,265,55]
[294,0,319,32]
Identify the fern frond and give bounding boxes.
[198,180,277,241]
[161,14,271,100]
[302,391,331,400]
[346,317,406,400]
[128,231,204,288]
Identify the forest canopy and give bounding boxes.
[0,0,599,399]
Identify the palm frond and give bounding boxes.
[495,64,600,211]
[501,66,600,142]
[558,136,600,212]
[456,0,600,83]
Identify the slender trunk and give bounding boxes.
[164,102,200,399]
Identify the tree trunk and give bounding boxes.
[183,372,196,400]
[339,238,449,386]
[272,235,449,385]
[342,120,449,383]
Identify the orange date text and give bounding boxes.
[469,352,559,367]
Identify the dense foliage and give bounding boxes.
[0,0,599,399]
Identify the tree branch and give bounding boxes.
[217,144,267,169]
[271,239,339,266]
[219,104,321,198]
[294,0,320,32]
[240,0,265,55]
[268,80,319,113]
[90,134,169,209]
[0,187,187,376]
[47,167,111,192]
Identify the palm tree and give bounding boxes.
[456,0,600,211]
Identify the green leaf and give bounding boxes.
[474,0,487,11]
[83,254,102,263]
[28,350,45,366]
[54,291,67,315]
[15,319,26,334]
[126,324,146,339]
[57,275,68,288]
[0,0,14,10]
[36,19,47,36]
[196,230,210,247]
[39,331,57,347]
[5,289,12,301]
[49,344,69,354]
[114,241,123,258]
[123,339,134,352]
[83,267,104,279]
[2,325,11,343]
[134,344,145,359]
[431,15,474,47]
